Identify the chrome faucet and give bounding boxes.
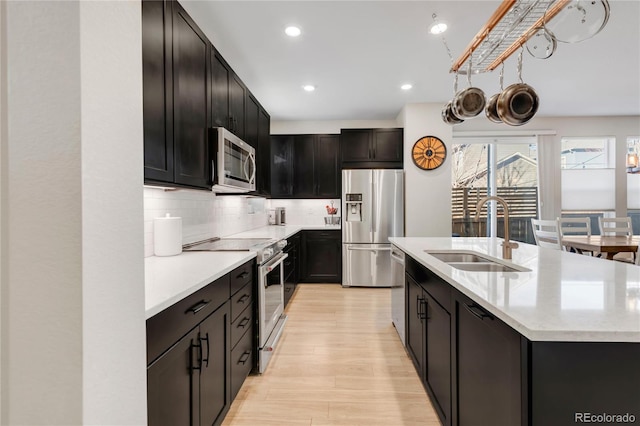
[475,196,519,260]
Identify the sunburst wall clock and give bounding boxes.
[411,136,447,170]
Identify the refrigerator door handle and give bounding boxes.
[370,174,375,233]
[347,246,391,252]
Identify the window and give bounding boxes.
[451,137,538,244]
[560,136,614,169]
[627,137,640,234]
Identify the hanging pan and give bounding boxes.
[451,60,486,119]
[485,64,504,124]
[497,50,539,126]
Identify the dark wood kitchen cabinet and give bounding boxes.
[142,0,173,184]
[142,0,211,190]
[256,108,271,196]
[340,128,403,169]
[147,259,256,426]
[405,257,451,425]
[172,2,211,188]
[269,134,340,199]
[283,232,301,307]
[210,50,245,139]
[455,292,522,426]
[300,230,341,283]
[143,0,271,191]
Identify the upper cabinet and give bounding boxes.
[269,134,340,199]
[143,0,270,192]
[172,2,211,189]
[340,128,404,169]
[142,0,173,184]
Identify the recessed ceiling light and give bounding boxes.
[430,23,447,35]
[285,26,301,37]
[302,85,316,92]
[401,84,413,91]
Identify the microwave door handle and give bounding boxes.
[248,152,256,184]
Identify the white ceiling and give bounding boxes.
[181,0,640,121]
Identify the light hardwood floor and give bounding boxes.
[222,284,441,426]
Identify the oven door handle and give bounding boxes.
[260,253,288,286]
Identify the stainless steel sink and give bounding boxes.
[425,250,530,273]
[427,252,493,263]
[445,262,523,272]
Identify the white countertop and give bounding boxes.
[389,237,640,343]
[145,224,340,319]
[229,224,340,240]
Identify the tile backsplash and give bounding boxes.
[144,187,268,257]
[267,199,341,226]
[144,187,340,257]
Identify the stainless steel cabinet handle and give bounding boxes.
[347,246,391,252]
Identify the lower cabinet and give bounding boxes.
[283,232,300,307]
[454,292,522,426]
[406,258,451,426]
[300,230,341,283]
[147,259,255,426]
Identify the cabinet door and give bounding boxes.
[340,129,371,162]
[147,328,199,426]
[245,94,259,149]
[257,108,270,196]
[270,135,294,197]
[211,51,229,129]
[406,276,425,379]
[142,0,173,183]
[199,303,231,426]
[373,128,403,162]
[293,135,315,198]
[172,4,210,189]
[228,75,245,138]
[425,294,451,425]
[315,135,340,198]
[301,231,341,283]
[456,295,522,426]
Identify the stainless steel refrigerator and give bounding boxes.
[342,169,404,287]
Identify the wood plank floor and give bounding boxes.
[222,284,440,426]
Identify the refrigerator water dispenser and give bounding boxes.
[345,193,363,222]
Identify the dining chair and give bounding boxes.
[599,217,635,262]
[557,217,594,255]
[531,219,562,250]
[598,217,633,237]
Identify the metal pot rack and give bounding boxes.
[450,0,570,74]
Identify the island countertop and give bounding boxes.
[389,237,640,343]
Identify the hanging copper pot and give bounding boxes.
[442,101,464,125]
[485,93,502,123]
[496,83,539,126]
[452,87,486,119]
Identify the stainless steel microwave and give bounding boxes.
[211,127,256,193]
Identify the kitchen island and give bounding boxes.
[390,237,640,426]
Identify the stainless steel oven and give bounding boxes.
[258,250,288,373]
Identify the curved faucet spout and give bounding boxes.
[475,195,519,259]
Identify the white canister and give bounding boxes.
[154,213,183,256]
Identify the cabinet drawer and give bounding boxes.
[406,256,450,311]
[230,260,254,296]
[230,324,254,401]
[231,304,253,350]
[147,274,230,365]
[231,282,253,322]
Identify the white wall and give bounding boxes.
[1,1,146,424]
[399,103,454,237]
[0,1,6,419]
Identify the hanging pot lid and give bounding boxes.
[526,27,557,59]
[543,0,610,43]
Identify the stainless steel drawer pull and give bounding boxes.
[186,299,211,315]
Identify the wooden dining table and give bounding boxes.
[561,235,640,260]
